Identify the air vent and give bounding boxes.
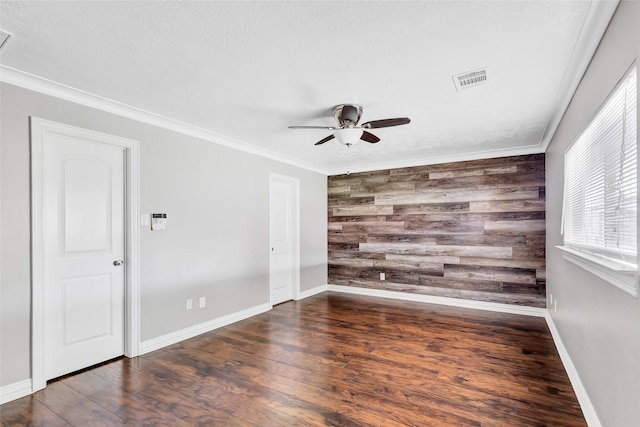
[452,67,490,91]
[0,31,12,50]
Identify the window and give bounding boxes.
[559,65,638,296]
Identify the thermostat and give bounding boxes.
[151,213,167,231]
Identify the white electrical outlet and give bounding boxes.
[186,299,193,310]
[199,296,206,308]
[380,272,386,281]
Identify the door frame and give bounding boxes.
[268,173,300,306]
[30,117,141,391]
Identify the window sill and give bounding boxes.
[556,246,639,297]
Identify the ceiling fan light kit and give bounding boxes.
[288,104,410,146]
[335,128,364,146]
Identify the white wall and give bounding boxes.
[0,82,328,387]
[546,2,640,426]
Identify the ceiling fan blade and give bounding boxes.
[360,131,380,143]
[361,118,411,129]
[289,125,337,130]
[314,134,335,146]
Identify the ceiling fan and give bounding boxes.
[289,104,411,146]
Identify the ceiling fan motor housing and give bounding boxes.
[334,104,363,127]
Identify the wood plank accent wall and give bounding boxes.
[327,154,546,307]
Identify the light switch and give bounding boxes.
[141,214,150,227]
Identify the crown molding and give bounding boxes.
[539,0,620,151]
[325,142,545,176]
[0,65,328,175]
[2,0,617,180]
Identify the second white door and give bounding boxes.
[43,129,126,380]
[269,174,299,305]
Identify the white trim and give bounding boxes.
[2,65,542,177]
[327,284,547,317]
[0,380,33,405]
[139,303,271,355]
[0,66,326,175]
[545,312,602,427]
[123,141,141,357]
[325,143,544,176]
[296,284,328,300]
[556,246,639,297]
[292,178,301,301]
[269,173,301,303]
[30,118,45,391]
[30,118,141,392]
[539,0,620,151]
[0,0,618,177]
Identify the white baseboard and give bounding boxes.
[139,285,325,356]
[1,288,595,427]
[0,379,33,405]
[139,303,271,355]
[296,284,328,300]
[327,284,547,317]
[544,313,601,427]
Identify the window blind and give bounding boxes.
[564,66,637,267]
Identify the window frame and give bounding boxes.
[557,63,639,297]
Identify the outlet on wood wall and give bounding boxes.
[328,154,546,307]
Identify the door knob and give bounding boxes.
[113,259,124,266]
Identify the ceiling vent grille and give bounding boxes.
[453,68,490,91]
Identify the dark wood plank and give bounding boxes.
[32,381,128,426]
[328,154,546,306]
[0,395,69,427]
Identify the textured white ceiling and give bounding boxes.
[0,1,617,174]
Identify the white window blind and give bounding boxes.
[564,66,637,267]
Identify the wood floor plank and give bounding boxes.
[0,395,69,427]
[33,381,128,426]
[88,386,193,426]
[1,292,586,426]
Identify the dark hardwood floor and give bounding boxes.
[1,292,586,426]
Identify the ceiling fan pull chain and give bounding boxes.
[346,144,351,176]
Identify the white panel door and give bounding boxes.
[43,134,125,380]
[269,175,298,305]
